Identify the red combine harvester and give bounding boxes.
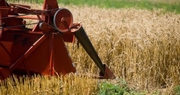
[0,0,115,79]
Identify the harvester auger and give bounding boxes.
[0,0,115,80]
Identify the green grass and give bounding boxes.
[97,80,146,95]
[59,0,180,13]
[8,0,180,14]
[174,85,180,95]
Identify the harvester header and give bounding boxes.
[0,0,115,79]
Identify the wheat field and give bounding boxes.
[0,3,180,94]
[69,3,180,89]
